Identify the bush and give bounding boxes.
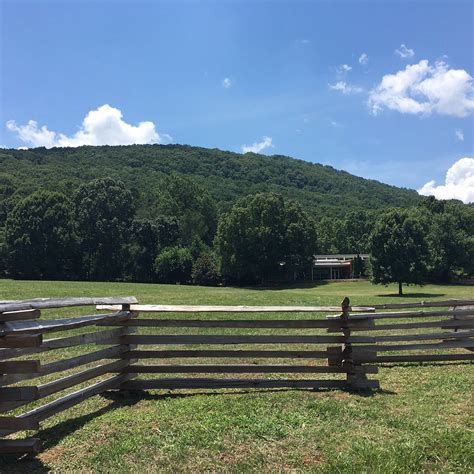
[154,246,193,283]
[192,252,221,286]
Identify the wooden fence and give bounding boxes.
[98,299,379,393]
[0,297,137,454]
[0,296,473,455]
[326,299,474,365]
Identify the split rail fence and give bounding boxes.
[0,296,473,455]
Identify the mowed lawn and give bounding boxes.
[0,280,473,473]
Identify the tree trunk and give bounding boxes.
[398,282,403,296]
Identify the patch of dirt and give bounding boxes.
[38,445,67,463]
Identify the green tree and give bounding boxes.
[316,216,342,254]
[73,177,135,280]
[5,190,77,279]
[152,175,218,246]
[283,200,319,280]
[127,217,180,282]
[339,210,374,254]
[425,201,474,282]
[154,246,193,283]
[216,193,317,284]
[0,226,8,277]
[369,209,429,295]
[192,251,221,286]
[127,220,160,282]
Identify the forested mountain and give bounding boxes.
[0,144,420,218]
[1,144,472,284]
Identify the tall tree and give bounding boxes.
[73,177,135,280]
[154,246,193,283]
[339,210,374,254]
[425,200,474,282]
[216,193,317,283]
[5,190,77,279]
[152,175,218,246]
[127,216,180,282]
[369,209,429,295]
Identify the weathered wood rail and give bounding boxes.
[1,296,473,456]
[0,297,138,455]
[97,301,379,394]
[326,300,474,365]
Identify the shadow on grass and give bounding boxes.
[242,281,330,291]
[102,386,394,402]
[0,396,141,472]
[0,385,394,468]
[0,453,48,472]
[376,292,446,298]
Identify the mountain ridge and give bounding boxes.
[0,144,421,217]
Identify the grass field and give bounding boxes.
[0,280,473,473]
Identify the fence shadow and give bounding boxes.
[0,454,48,472]
[0,395,141,472]
[103,386,394,402]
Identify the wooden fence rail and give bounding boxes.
[0,296,473,456]
[0,297,138,454]
[326,300,474,365]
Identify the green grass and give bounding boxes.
[0,280,473,473]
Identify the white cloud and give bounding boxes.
[455,130,464,141]
[336,64,352,75]
[358,53,369,65]
[6,120,57,148]
[368,60,474,117]
[222,77,233,89]
[395,44,415,59]
[6,104,169,148]
[241,136,274,154]
[330,120,343,128]
[296,39,311,44]
[418,157,474,204]
[329,81,363,95]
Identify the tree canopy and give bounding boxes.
[0,144,422,220]
[369,209,429,295]
[73,177,135,280]
[216,193,317,283]
[5,190,77,279]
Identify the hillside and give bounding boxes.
[0,144,421,217]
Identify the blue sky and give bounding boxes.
[1,0,473,199]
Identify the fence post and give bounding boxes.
[0,308,42,454]
[340,297,370,390]
[117,303,140,395]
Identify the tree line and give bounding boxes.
[0,175,472,290]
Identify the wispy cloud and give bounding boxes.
[395,44,415,59]
[241,136,274,154]
[222,77,234,89]
[6,104,170,148]
[455,130,464,141]
[329,81,363,95]
[358,53,369,65]
[419,157,474,203]
[336,64,352,76]
[368,60,474,117]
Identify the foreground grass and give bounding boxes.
[0,280,473,472]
